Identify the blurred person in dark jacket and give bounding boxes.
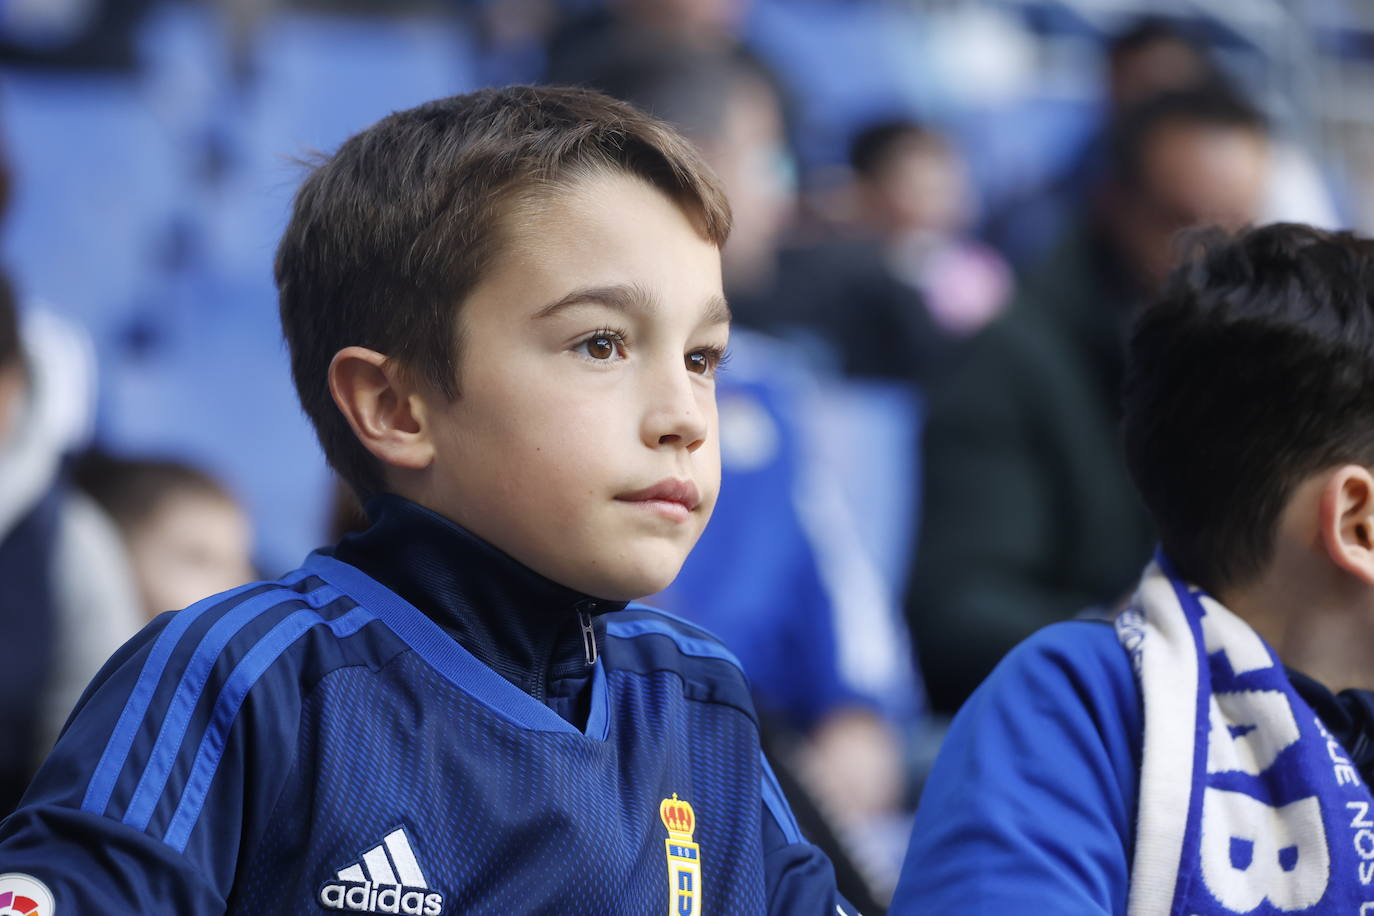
[907,87,1271,714]
[0,280,141,817]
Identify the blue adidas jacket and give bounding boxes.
[0,496,852,914]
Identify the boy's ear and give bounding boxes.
[328,347,435,473]
[1319,465,1374,586]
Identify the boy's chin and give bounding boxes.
[572,558,687,604]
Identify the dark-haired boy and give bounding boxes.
[893,223,1374,913]
[0,86,851,914]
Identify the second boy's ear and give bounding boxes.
[1319,464,1374,585]
[328,347,435,474]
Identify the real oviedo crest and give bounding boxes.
[660,794,702,916]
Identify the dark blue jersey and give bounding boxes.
[0,527,850,913]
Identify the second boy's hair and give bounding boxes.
[276,86,732,499]
[1122,223,1374,592]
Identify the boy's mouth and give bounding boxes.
[615,479,702,519]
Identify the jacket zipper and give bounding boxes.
[533,600,599,702]
[578,602,599,667]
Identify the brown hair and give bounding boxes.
[276,85,732,499]
[72,450,238,535]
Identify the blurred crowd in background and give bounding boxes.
[0,0,1369,909]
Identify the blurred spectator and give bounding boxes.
[986,17,1227,269]
[0,282,141,817]
[73,451,256,622]
[544,0,749,87]
[584,36,944,382]
[907,86,1271,714]
[558,38,792,312]
[849,119,1011,339]
[986,15,1337,272]
[471,0,559,86]
[653,334,917,907]
[0,0,156,71]
[653,330,917,774]
[1107,16,1223,108]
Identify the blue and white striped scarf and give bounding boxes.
[1116,556,1374,915]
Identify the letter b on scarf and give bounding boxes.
[1201,599,1275,676]
[1200,789,1329,911]
[1207,691,1301,775]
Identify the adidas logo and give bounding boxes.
[318,828,444,915]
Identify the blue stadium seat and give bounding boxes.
[1,71,179,343]
[95,10,481,572]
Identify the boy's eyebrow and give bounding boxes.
[532,283,732,325]
[702,294,732,326]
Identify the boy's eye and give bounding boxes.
[686,347,728,376]
[578,331,625,361]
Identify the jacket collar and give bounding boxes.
[333,494,626,705]
[1288,667,1374,787]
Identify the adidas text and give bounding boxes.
[318,880,442,915]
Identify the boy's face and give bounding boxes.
[1119,121,1268,288]
[413,171,729,601]
[867,137,968,236]
[131,492,256,621]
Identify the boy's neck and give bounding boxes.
[1220,548,1374,693]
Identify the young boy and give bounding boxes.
[892,223,1374,913]
[0,86,851,914]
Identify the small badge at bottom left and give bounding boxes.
[0,873,55,916]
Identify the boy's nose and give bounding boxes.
[641,365,709,453]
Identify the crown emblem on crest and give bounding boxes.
[659,794,702,916]
[660,793,696,839]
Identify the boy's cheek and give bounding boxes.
[694,464,723,533]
